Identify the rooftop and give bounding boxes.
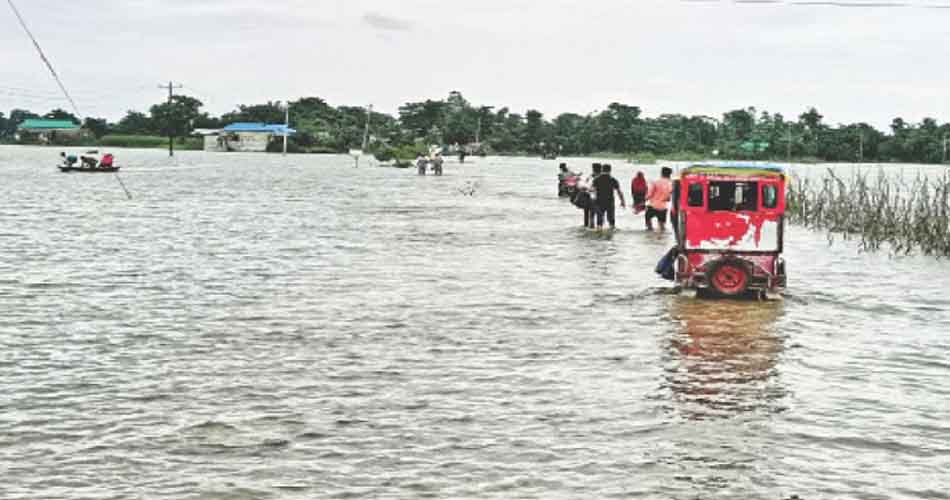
[681,162,786,178]
[222,122,296,135]
[18,119,81,130]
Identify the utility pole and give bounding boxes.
[158,81,183,157]
[786,123,792,162]
[283,103,289,156]
[859,131,864,162]
[361,104,372,151]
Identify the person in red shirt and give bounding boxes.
[99,153,114,169]
[631,171,648,214]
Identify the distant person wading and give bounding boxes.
[416,154,427,175]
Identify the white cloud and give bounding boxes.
[1,0,948,128]
[362,13,412,32]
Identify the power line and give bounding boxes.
[6,0,82,118]
[6,0,133,199]
[681,0,950,8]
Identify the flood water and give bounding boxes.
[1,146,948,499]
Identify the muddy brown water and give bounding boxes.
[1,147,948,499]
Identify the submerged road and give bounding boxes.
[1,147,948,499]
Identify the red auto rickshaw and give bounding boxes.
[671,164,788,299]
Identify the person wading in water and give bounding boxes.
[416,154,427,175]
[631,171,648,214]
[645,166,673,231]
[592,164,626,230]
[586,163,602,229]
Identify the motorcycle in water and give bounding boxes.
[558,174,581,198]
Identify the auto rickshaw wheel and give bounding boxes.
[708,261,750,296]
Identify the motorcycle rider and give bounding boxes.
[558,163,579,196]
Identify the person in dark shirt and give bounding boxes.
[585,163,603,228]
[592,164,626,229]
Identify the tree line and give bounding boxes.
[2,90,948,163]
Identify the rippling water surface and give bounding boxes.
[1,146,948,499]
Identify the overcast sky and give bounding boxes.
[2,0,949,129]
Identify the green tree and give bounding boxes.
[722,108,755,142]
[82,117,110,139]
[115,110,153,135]
[150,94,204,139]
[220,101,285,125]
[44,108,80,124]
[798,107,825,158]
[598,103,641,152]
[5,109,39,137]
[399,100,445,141]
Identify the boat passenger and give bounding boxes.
[80,152,99,169]
[645,167,673,231]
[592,164,626,230]
[631,171,648,214]
[60,152,78,167]
[100,153,114,169]
[558,163,571,196]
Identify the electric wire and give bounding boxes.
[6,0,83,118]
[680,0,950,8]
[5,0,133,199]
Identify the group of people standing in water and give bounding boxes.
[560,163,674,231]
[416,153,444,176]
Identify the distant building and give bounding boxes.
[16,119,83,144]
[196,123,296,152]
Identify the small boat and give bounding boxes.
[58,165,121,173]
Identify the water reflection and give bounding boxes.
[665,298,786,420]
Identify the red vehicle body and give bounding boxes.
[672,164,788,299]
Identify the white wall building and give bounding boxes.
[196,123,295,152]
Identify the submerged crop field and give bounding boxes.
[787,167,950,257]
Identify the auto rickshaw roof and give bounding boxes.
[679,162,786,179]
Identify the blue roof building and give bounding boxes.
[199,122,296,152]
[222,123,296,136]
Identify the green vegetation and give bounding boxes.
[2,92,949,163]
[98,135,202,150]
[787,169,950,256]
[372,142,429,163]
